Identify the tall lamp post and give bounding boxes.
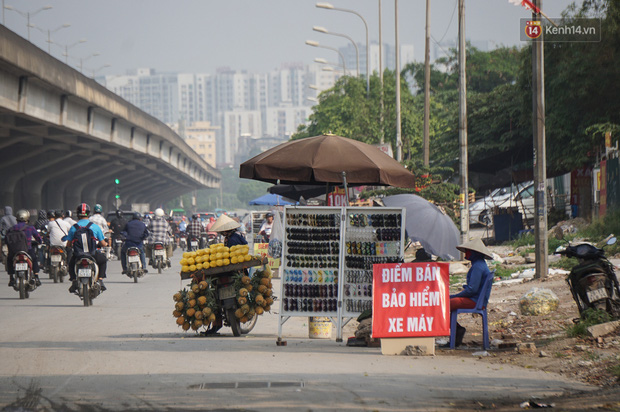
[59,39,87,64]
[306,40,347,75]
[313,26,360,77]
[32,23,70,54]
[91,64,111,78]
[4,5,52,41]
[316,2,369,96]
[314,57,345,73]
[78,52,100,73]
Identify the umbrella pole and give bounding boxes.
[342,171,350,205]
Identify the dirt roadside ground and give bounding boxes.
[440,244,620,411]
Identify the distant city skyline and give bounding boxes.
[1,0,582,77]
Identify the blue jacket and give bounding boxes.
[122,219,149,246]
[225,232,248,247]
[451,252,491,303]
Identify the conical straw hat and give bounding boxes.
[456,238,493,260]
[210,214,240,232]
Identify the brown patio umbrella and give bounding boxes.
[239,134,415,188]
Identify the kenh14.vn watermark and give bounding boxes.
[521,18,601,42]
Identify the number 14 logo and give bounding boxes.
[525,20,542,39]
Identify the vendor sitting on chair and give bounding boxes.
[210,214,248,248]
[448,238,493,347]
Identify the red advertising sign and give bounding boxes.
[372,262,450,338]
[327,187,347,206]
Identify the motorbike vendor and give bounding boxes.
[145,208,173,267]
[64,203,108,293]
[447,238,493,348]
[187,214,203,249]
[121,212,149,275]
[211,214,248,247]
[6,209,43,287]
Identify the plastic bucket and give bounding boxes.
[308,317,332,339]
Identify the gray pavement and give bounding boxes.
[0,248,593,411]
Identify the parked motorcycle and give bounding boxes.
[557,236,620,319]
[179,235,187,251]
[74,255,101,307]
[151,242,168,274]
[48,245,68,283]
[13,251,38,299]
[126,246,146,283]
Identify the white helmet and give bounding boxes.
[155,208,165,217]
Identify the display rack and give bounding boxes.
[278,206,405,342]
[341,207,406,320]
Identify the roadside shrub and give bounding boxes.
[565,308,613,337]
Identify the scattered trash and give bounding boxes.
[539,350,549,357]
[401,345,425,356]
[520,288,559,316]
[472,351,490,357]
[491,339,504,347]
[516,342,537,354]
[436,338,449,346]
[520,400,555,408]
[509,311,518,316]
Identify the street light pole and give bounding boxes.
[313,26,360,77]
[4,5,52,41]
[60,39,87,64]
[306,40,347,75]
[379,0,384,143]
[78,52,100,73]
[316,2,369,96]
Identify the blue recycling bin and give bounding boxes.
[493,212,523,243]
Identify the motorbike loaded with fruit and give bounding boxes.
[173,243,274,336]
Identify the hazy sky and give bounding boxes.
[2,0,582,76]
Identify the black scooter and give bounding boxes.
[557,236,620,319]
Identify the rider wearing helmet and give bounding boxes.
[64,210,77,226]
[89,204,110,237]
[120,211,149,274]
[145,208,173,267]
[187,213,203,248]
[109,209,127,250]
[63,203,108,293]
[6,209,43,287]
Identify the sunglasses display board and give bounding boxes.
[278,206,405,341]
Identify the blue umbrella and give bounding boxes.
[383,194,460,260]
[248,193,294,206]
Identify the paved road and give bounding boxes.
[0,248,592,411]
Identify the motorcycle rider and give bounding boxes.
[145,208,173,268]
[64,210,77,226]
[121,212,149,275]
[7,209,43,287]
[1,206,17,266]
[47,210,72,248]
[89,204,110,237]
[109,209,127,256]
[187,214,203,249]
[64,203,108,293]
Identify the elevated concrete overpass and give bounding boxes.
[0,26,220,212]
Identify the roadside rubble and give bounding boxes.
[440,242,620,389]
